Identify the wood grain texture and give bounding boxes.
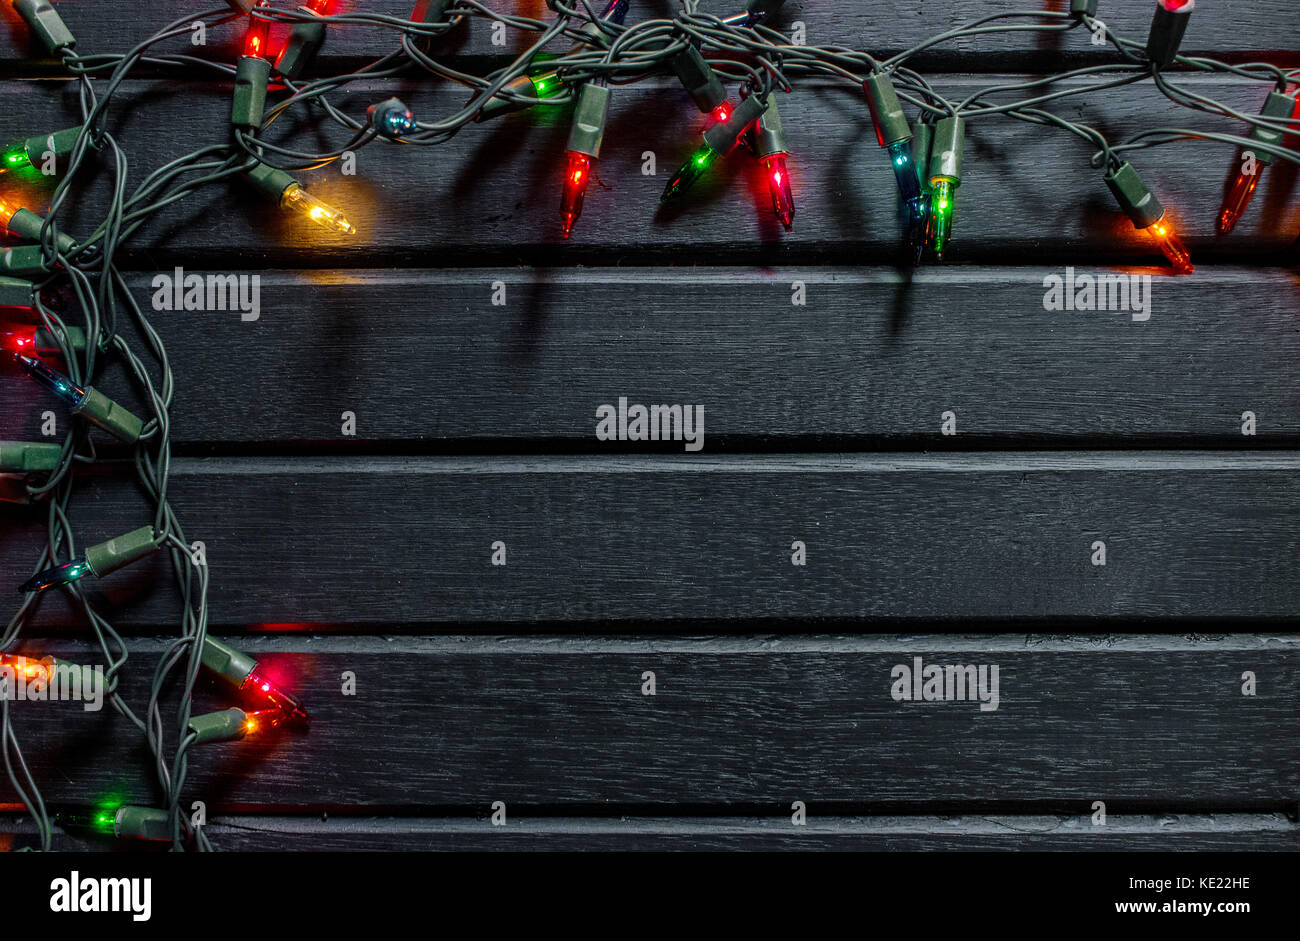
[1,453,1298,626]
[7,267,1298,446]
[1,1,1295,68]
[2,636,1296,809]
[5,814,1296,852]
[0,77,1296,267]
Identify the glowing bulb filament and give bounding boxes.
[560,151,593,239]
[1147,218,1194,273]
[761,153,795,231]
[1218,162,1263,235]
[929,178,958,258]
[280,183,357,235]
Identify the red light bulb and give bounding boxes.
[560,151,592,239]
[243,1,272,60]
[711,102,734,125]
[1218,161,1262,235]
[2,326,37,351]
[241,667,309,722]
[762,153,795,231]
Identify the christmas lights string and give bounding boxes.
[0,0,1297,851]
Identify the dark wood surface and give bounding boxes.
[4,454,1300,626]
[6,268,1300,447]
[5,636,1298,808]
[0,2,1296,852]
[5,813,1297,851]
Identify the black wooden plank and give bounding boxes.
[1,636,1296,808]
[0,77,1295,266]
[5,813,1296,852]
[1,1,1294,67]
[3,454,1298,626]
[6,267,1295,446]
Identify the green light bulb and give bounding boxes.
[0,144,29,171]
[530,72,560,99]
[930,178,957,258]
[661,143,719,202]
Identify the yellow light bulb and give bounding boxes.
[280,183,357,236]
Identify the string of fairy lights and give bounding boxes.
[0,0,1297,850]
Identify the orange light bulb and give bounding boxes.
[1148,218,1194,274]
[0,197,20,231]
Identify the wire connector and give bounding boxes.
[1247,91,1297,166]
[278,20,327,79]
[927,115,964,188]
[202,636,258,686]
[750,96,787,160]
[702,94,768,155]
[0,245,51,278]
[566,84,611,158]
[232,55,272,128]
[12,0,75,54]
[1146,0,1194,69]
[1105,160,1164,229]
[669,45,727,114]
[1070,0,1098,15]
[84,525,158,577]
[863,72,912,148]
[76,387,146,443]
[0,276,36,310]
[0,441,62,473]
[113,806,172,841]
[5,208,77,253]
[189,707,253,744]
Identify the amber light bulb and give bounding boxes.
[1148,217,1194,274]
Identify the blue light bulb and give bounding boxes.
[887,140,921,204]
[13,353,86,408]
[381,109,416,137]
[368,97,417,140]
[20,559,94,594]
